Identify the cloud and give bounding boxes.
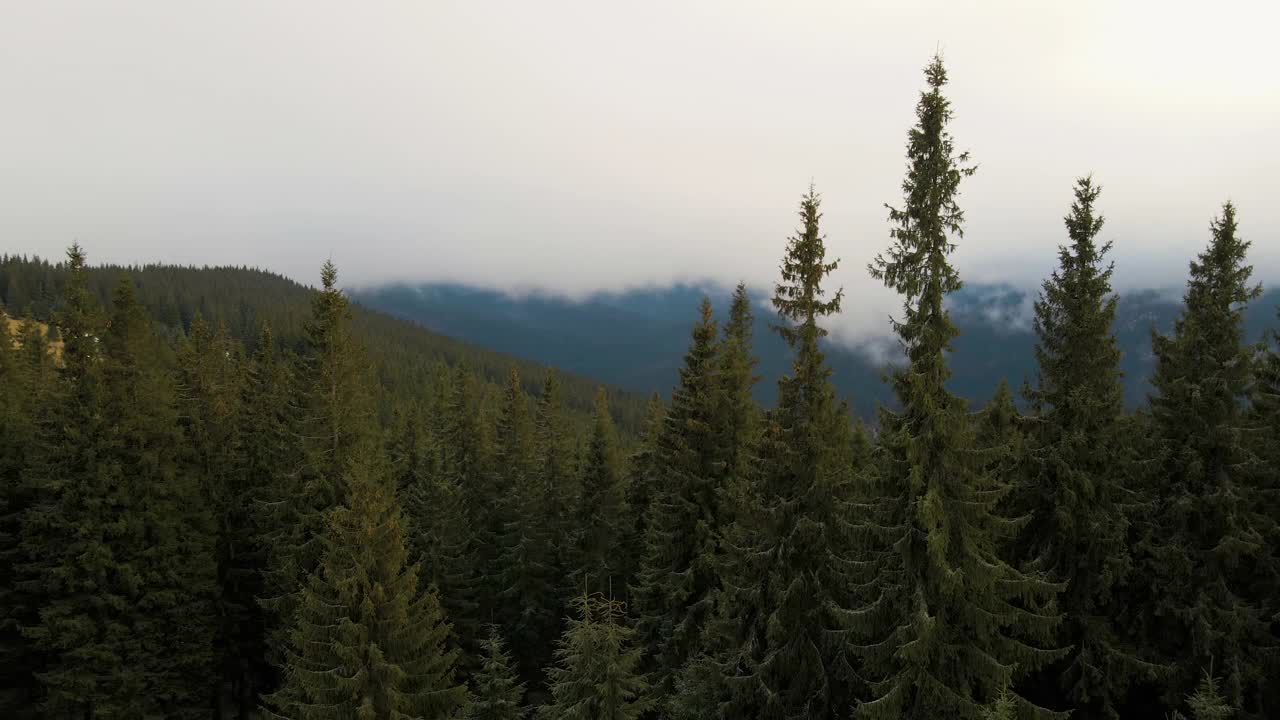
[0,0,1275,308]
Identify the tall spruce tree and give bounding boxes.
[622,393,666,593]
[1017,176,1151,718]
[572,388,627,596]
[700,187,861,719]
[21,267,219,718]
[533,370,579,667]
[851,57,1064,719]
[467,625,529,720]
[715,282,761,525]
[441,363,493,655]
[240,323,303,686]
[632,299,724,705]
[540,593,650,720]
[264,453,467,720]
[1139,202,1274,717]
[493,368,560,682]
[1252,310,1280,706]
[0,313,47,715]
[260,261,378,666]
[178,317,269,717]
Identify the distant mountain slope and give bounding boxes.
[0,255,652,432]
[355,281,1280,417]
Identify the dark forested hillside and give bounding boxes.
[0,254,650,433]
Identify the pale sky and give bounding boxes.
[2,1,1277,339]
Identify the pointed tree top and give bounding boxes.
[320,259,338,291]
[925,53,948,88]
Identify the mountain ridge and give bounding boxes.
[354,280,1280,417]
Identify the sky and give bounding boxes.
[2,0,1278,341]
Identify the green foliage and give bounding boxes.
[1138,203,1275,716]
[467,626,529,720]
[572,388,627,596]
[264,456,467,720]
[621,393,666,592]
[0,253,653,432]
[1017,177,1154,718]
[179,316,272,716]
[20,264,218,717]
[702,187,861,719]
[632,299,724,703]
[260,261,381,670]
[0,312,50,715]
[493,368,561,682]
[1184,668,1234,720]
[540,594,650,720]
[853,56,1064,720]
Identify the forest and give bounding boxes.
[1,56,1277,720]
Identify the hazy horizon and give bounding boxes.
[4,1,1278,341]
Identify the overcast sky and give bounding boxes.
[2,1,1277,338]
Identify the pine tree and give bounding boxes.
[240,323,303,684]
[1252,310,1280,710]
[467,625,529,720]
[1016,176,1152,718]
[1139,203,1274,716]
[260,261,378,666]
[21,267,219,717]
[493,368,560,682]
[179,316,269,717]
[852,57,1064,719]
[440,363,493,655]
[632,299,724,704]
[572,388,627,596]
[0,312,45,715]
[264,454,467,720]
[714,282,761,525]
[539,593,650,720]
[532,370,579,672]
[701,187,861,719]
[1182,668,1234,720]
[404,445,481,664]
[621,393,666,592]
[491,368,538,604]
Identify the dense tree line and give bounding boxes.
[2,55,1278,719]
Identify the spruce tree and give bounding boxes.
[240,323,303,684]
[714,282,761,525]
[264,454,467,720]
[572,388,627,596]
[260,261,378,666]
[21,269,219,717]
[622,393,666,592]
[1017,176,1152,718]
[179,316,267,716]
[493,368,560,681]
[1139,202,1274,716]
[1182,668,1234,720]
[852,57,1064,719]
[467,625,529,720]
[632,299,724,705]
[404,444,481,663]
[441,363,493,655]
[539,593,650,720]
[701,187,861,719]
[532,370,579,667]
[0,312,44,715]
[1252,311,1280,708]
[491,368,538,604]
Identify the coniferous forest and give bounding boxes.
[2,57,1278,719]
